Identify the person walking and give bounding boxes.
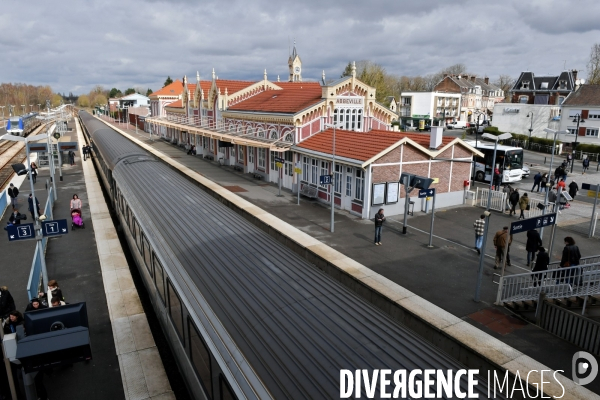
[25,298,48,312]
[531,172,542,192]
[374,208,385,246]
[556,178,566,191]
[28,193,41,220]
[582,157,590,174]
[526,229,542,267]
[493,165,502,191]
[509,188,520,216]
[568,181,579,200]
[7,183,19,209]
[493,226,512,269]
[70,194,82,211]
[532,247,550,286]
[473,214,485,255]
[567,153,573,167]
[541,173,549,192]
[3,310,23,334]
[548,188,558,211]
[554,165,564,183]
[518,193,529,220]
[8,209,24,225]
[30,162,38,184]
[560,236,582,285]
[68,150,75,166]
[0,286,16,319]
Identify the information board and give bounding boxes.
[372,183,386,205]
[386,182,399,204]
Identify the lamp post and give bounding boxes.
[0,106,4,122]
[474,132,512,302]
[324,123,338,233]
[570,114,585,173]
[21,105,26,115]
[37,104,41,113]
[29,105,33,113]
[526,112,534,149]
[541,128,569,239]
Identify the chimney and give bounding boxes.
[484,77,489,85]
[572,69,578,81]
[443,73,448,78]
[470,76,476,82]
[430,126,443,149]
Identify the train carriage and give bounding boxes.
[6,112,41,136]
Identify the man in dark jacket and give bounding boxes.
[8,183,19,209]
[28,193,41,220]
[374,208,385,246]
[533,247,550,286]
[526,229,542,267]
[509,189,520,216]
[8,209,24,226]
[568,181,579,200]
[531,172,542,192]
[0,287,16,319]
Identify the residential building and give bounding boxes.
[510,70,577,105]
[434,75,504,122]
[399,92,461,128]
[558,85,600,144]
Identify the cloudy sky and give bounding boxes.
[2,0,599,95]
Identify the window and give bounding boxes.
[132,218,141,250]
[154,258,166,304]
[257,129,265,138]
[559,80,567,89]
[345,167,353,196]
[269,129,278,140]
[521,81,530,89]
[567,126,577,135]
[248,146,254,164]
[238,145,244,162]
[303,157,309,181]
[209,139,214,151]
[519,96,528,104]
[270,151,277,171]
[284,133,293,142]
[258,148,266,169]
[540,82,548,89]
[355,169,364,201]
[230,146,235,159]
[311,159,318,184]
[589,111,600,119]
[188,318,212,398]
[319,161,330,188]
[142,235,152,276]
[167,279,184,343]
[586,128,599,137]
[334,165,342,194]
[220,375,237,400]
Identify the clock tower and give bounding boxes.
[288,41,302,82]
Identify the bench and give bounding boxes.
[520,283,572,298]
[253,173,263,180]
[233,165,243,172]
[300,185,318,199]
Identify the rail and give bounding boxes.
[547,255,600,270]
[26,185,54,300]
[538,300,600,356]
[497,262,600,304]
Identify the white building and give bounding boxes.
[492,103,561,138]
[119,93,150,108]
[399,91,462,128]
[558,85,600,145]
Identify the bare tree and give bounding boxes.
[494,74,516,102]
[587,43,600,85]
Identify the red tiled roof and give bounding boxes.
[165,100,183,108]
[187,83,197,101]
[199,81,211,98]
[228,82,322,113]
[150,80,183,97]
[214,79,255,95]
[295,129,455,162]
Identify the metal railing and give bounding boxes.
[475,187,506,212]
[538,300,600,356]
[547,255,600,270]
[497,262,600,304]
[26,186,54,300]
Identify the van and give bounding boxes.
[446,121,468,129]
[477,120,491,133]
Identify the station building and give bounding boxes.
[146,47,482,217]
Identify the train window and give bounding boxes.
[220,375,237,400]
[154,259,166,304]
[132,219,141,250]
[188,317,212,398]
[142,235,152,275]
[167,279,184,343]
[125,205,131,229]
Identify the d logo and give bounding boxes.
[572,351,598,386]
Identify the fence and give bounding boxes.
[475,187,506,212]
[538,300,600,356]
[26,186,54,300]
[507,139,561,155]
[497,262,600,304]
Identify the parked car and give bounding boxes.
[477,120,491,133]
[446,121,468,129]
[521,164,530,178]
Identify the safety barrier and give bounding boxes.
[497,262,600,304]
[538,300,600,356]
[0,190,8,219]
[475,187,506,212]
[26,186,54,300]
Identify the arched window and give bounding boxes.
[284,133,293,142]
[257,129,265,138]
[270,129,278,140]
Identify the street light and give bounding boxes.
[0,106,5,121]
[37,104,41,112]
[0,133,51,292]
[526,112,534,149]
[324,123,338,232]
[474,132,512,302]
[21,105,26,115]
[570,114,585,173]
[29,105,33,113]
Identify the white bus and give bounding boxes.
[466,141,525,183]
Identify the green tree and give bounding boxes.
[587,43,600,85]
[164,76,173,87]
[340,62,353,78]
[146,88,153,96]
[77,95,90,107]
[125,88,135,95]
[109,88,122,98]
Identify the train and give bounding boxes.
[78,110,501,399]
[6,112,41,136]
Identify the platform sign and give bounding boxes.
[41,219,69,237]
[275,162,283,169]
[418,188,436,198]
[320,175,333,185]
[510,213,557,234]
[294,167,302,174]
[27,143,48,153]
[7,223,35,241]
[58,142,79,151]
[274,156,285,163]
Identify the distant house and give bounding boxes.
[119,93,150,108]
[384,96,397,112]
[510,70,577,105]
[558,84,600,144]
[434,75,504,121]
[399,92,462,128]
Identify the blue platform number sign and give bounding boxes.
[320,175,333,185]
[418,188,436,198]
[7,223,36,241]
[274,156,285,164]
[42,219,69,237]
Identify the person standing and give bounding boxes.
[374,208,385,246]
[582,157,590,174]
[568,181,579,200]
[541,173,549,192]
[70,194,82,210]
[3,311,23,334]
[560,236,582,285]
[68,150,75,166]
[518,193,529,220]
[30,162,38,184]
[531,172,542,192]
[567,153,573,167]
[526,229,542,267]
[532,247,550,286]
[0,286,16,319]
[509,188,520,216]
[493,165,502,191]
[556,178,566,191]
[7,183,19,209]
[28,194,41,220]
[473,214,485,255]
[493,226,512,269]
